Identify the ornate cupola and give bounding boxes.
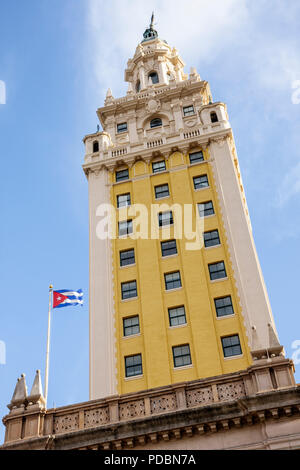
[141,12,158,43]
[124,14,188,93]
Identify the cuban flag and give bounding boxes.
[53,289,83,309]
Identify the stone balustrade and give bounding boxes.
[2,357,298,448]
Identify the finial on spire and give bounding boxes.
[142,12,158,43]
[150,12,154,29]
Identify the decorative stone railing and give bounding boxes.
[83,123,232,167]
[146,138,164,149]
[2,357,297,446]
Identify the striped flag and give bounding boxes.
[53,289,83,309]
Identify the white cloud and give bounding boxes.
[0,80,6,104]
[85,0,249,100]
[277,161,300,207]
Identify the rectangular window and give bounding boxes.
[165,271,181,290]
[173,344,191,368]
[193,174,209,190]
[123,316,140,337]
[125,354,142,377]
[221,335,242,358]
[158,211,173,227]
[161,240,177,257]
[155,183,169,199]
[208,261,227,281]
[117,193,131,208]
[168,306,186,327]
[120,249,135,267]
[152,160,166,173]
[204,229,220,248]
[183,105,195,116]
[214,296,234,318]
[121,280,137,300]
[189,151,204,164]
[117,122,128,133]
[198,201,215,217]
[118,219,133,237]
[116,169,129,182]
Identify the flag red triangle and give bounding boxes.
[53,291,68,308]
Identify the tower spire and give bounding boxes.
[142,12,158,42]
[150,11,154,29]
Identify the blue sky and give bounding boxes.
[0,0,300,442]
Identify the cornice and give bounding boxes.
[97,80,208,121]
[82,127,233,177]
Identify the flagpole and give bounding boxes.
[44,284,53,408]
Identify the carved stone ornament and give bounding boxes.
[185,119,197,128]
[146,99,161,114]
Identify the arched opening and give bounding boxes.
[136,80,141,93]
[210,112,218,123]
[93,141,99,152]
[150,118,162,128]
[148,71,159,84]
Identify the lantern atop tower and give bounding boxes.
[142,12,158,43]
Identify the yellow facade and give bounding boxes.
[111,148,252,395]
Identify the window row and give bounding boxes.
[124,335,242,377]
[122,296,234,338]
[114,111,219,139]
[116,175,209,208]
[120,261,227,300]
[118,202,216,237]
[119,232,221,268]
[115,151,205,182]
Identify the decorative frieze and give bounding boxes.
[2,358,297,448]
[54,413,79,434]
[84,407,109,428]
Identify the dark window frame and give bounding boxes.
[165,271,182,290]
[193,174,209,190]
[172,344,192,368]
[211,112,219,123]
[208,261,227,281]
[117,122,128,133]
[149,71,159,84]
[125,353,143,377]
[203,229,220,248]
[161,240,177,257]
[214,296,234,318]
[118,219,133,237]
[155,183,169,199]
[93,141,99,153]
[198,201,215,218]
[221,335,242,358]
[117,193,131,208]
[121,280,137,300]
[115,169,129,182]
[183,105,195,116]
[120,249,135,267]
[123,316,140,337]
[152,160,166,173]
[158,211,174,227]
[189,151,204,164]
[150,118,162,128]
[168,306,187,327]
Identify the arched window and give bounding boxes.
[149,72,159,84]
[93,141,99,152]
[136,80,141,93]
[210,112,218,123]
[150,118,162,128]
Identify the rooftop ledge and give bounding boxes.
[82,121,232,173]
[2,357,299,450]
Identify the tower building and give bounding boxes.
[83,18,282,400]
[3,17,299,451]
